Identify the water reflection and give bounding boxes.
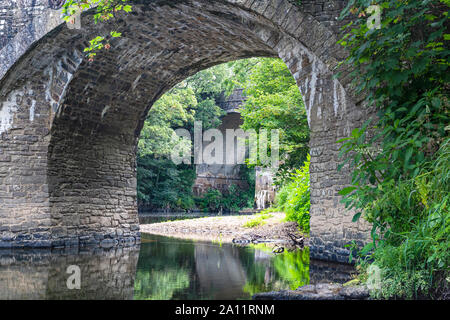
[0,247,140,300]
[133,234,354,300]
[0,234,355,300]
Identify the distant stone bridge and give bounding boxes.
[0,0,372,262]
[193,89,251,198]
[192,88,277,210]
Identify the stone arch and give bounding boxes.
[0,0,370,262]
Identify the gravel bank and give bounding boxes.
[140,213,367,300]
[139,212,305,244]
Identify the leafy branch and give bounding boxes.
[62,0,132,61]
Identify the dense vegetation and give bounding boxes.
[338,0,449,299]
[137,57,310,214]
[136,63,254,212]
[234,58,311,232]
[234,58,310,184]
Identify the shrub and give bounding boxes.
[137,157,196,211]
[195,189,223,212]
[337,0,449,299]
[243,212,273,228]
[274,155,310,233]
[221,184,255,212]
[195,183,255,213]
[355,139,450,299]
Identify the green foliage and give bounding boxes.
[136,84,198,211]
[137,63,233,211]
[134,234,194,300]
[365,140,449,299]
[242,246,310,295]
[274,155,310,233]
[233,58,310,184]
[272,248,310,290]
[62,0,133,59]
[243,212,273,228]
[181,63,232,130]
[220,183,255,212]
[194,189,223,212]
[338,0,449,298]
[134,268,190,300]
[138,63,232,161]
[138,87,196,159]
[194,176,255,213]
[220,165,256,212]
[287,0,303,7]
[338,0,449,193]
[137,157,196,211]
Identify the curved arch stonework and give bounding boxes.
[0,0,371,262]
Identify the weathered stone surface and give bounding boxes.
[339,285,370,299]
[0,0,373,261]
[253,283,370,300]
[193,92,249,197]
[255,167,276,210]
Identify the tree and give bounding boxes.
[62,0,133,60]
[138,87,196,159]
[234,58,309,183]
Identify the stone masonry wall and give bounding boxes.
[193,112,250,197]
[0,0,373,263]
[0,0,48,50]
[193,89,250,197]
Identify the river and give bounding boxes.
[0,230,355,300]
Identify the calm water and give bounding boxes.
[0,233,355,300]
[138,212,251,224]
[135,234,312,300]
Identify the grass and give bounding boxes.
[242,212,273,228]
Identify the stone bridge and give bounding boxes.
[0,0,372,262]
[192,89,251,198]
[192,88,277,210]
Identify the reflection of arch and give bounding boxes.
[0,247,139,299]
[194,243,247,299]
[0,0,371,262]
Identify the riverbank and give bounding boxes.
[139,212,372,300]
[253,283,370,300]
[139,212,305,245]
